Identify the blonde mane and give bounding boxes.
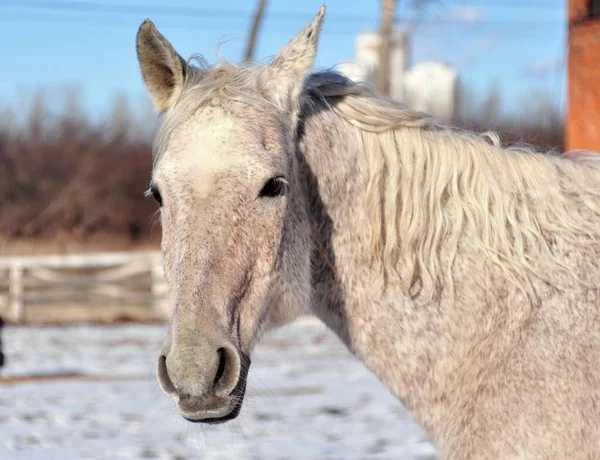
[306,72,600,297]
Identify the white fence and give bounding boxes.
[0,251,167,323]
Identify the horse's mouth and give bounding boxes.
[183,397,244,425]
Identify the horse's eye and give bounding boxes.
[259,177,287,198]
[148,186,163,207]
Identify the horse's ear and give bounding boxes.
[136,19,188,113]
[266,5,326,111]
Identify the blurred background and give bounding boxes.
[0,0,591,458]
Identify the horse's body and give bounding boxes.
[299,82,600,459]
[135,6,600,459]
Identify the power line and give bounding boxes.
[0,13,561,40]
[0,12,362,35]
[2,0,564,24]
[3,0,376,23]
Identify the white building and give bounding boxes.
[338,30,458,121]
[338,30,410,100]
[404,61,458,121]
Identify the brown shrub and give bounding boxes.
[0,89,159,241]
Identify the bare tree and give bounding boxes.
[480,81,502,125]
[376,0,398,96]
[243,0,267,63]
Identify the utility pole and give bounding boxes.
[243,0,267,63]
[376,0,397,96]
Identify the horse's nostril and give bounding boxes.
[157,354,177,396]
[213,344,242,397]
[213,347,227,387]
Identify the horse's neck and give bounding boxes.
[297,106,519,450]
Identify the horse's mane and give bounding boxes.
[304,71,600,297]
[155,58,600,298]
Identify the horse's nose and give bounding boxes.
[157,342,241,401]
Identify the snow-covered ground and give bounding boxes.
[0,319,437,459]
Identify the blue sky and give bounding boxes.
[0,0,566,119]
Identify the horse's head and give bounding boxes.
[135,6,326,424]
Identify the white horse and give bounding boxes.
[135,6,600,459]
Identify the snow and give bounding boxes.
[0,319,437,459]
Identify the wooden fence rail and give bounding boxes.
[0,251,167,323]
